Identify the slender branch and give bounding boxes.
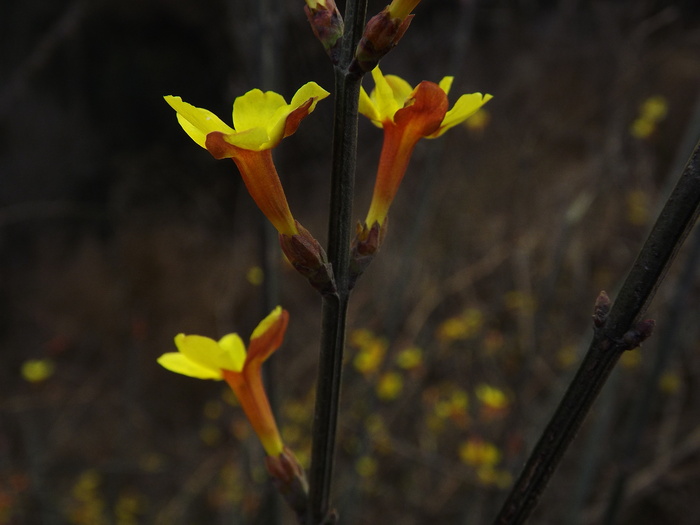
[308,0,368,523]
[493,138,700,525]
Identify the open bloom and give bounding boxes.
[157,307,289,457]
[164,83,329,236]
[358,66,492,228]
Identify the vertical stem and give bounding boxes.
[308,0,368,523]
[493,139,700,525]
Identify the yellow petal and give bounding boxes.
[175,333,244,373]
[438,76,454,95]
[218,334,247,371]
[359,86,382,126]
[384,74,413,106]
[251,306,283,340]
[157,352,223,379]
[430,92,493,138]
[232,89,287,132]
[289,81,331,113]
[165,96,234,148]
[372,67,404,122]
[222,127,273,151]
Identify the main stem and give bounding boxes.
[308,0,368,523]
[493,139,700,525]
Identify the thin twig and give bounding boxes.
[493,138,700,525]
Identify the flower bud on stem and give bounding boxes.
[265,446,310,522]
[349,220,385,288]
[279,221,337,296]
[352,8,413,74]
[305,0,345,64]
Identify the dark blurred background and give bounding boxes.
[1,0,700,523]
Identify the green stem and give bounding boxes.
[493,139,700,525]
[308,0,368,523]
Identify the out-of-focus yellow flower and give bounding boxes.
[351,329,388,376]
[246,266,264,286]
[376,371,403,400]
[459,438,501,468]
[21,359,55,383]
[476,467,513,488]
[463,108,491,134]
[395,346,423,369]
[437,308,483,342]
[434,388,469,422]
[556,344,579,369]
[504,290,536,313]
[355,455,378,478]
[157,307,289,457]
[164,83,329,236]
[620,350,642,369]
[626,189,651,226]
[357,66,492,229]
[658,371,681,394]
[630,95,668,139]
[475,384,509,411]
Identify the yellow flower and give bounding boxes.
[459,438,501,468]
[376,371,404,400]
[475,384,509,411]
[164,83,329,236]
[358,67,492,228]
[21,359,55,383]
[157,307,289,457]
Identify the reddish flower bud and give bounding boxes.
[279,221,336,295]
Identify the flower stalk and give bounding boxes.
[308,0,369,523]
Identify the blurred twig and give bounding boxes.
[253,0,283,523]
[493,137,700,524]
[0,0,89,118]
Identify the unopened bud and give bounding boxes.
[621,319,656,350]
[349,220,385,289]
[352,9,413,74]
[592,290,611,328]
[305,0,344,63]
[279,221,336,295]
[265,446,309,520]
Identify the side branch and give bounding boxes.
[493,139,700,525]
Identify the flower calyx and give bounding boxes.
[349,220,385,289]
[279,221,337,296]
[265,446,310,522]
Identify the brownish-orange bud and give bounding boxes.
[265,446,309,520]
[352,8,413,74]
[592,290,611,328]
[279,220,336,295]
[305,0,344,63]
[349,220,386,288]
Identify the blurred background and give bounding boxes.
[1,0,700,523]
